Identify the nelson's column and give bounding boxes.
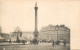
[33,2,39,44]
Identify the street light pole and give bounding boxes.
[56,25,59,45]
[16,31,19,43]
[56,29,58,45]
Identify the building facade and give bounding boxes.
[39,25,70,43]
[0,26,10,41]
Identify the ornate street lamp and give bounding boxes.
[55,25,59,45]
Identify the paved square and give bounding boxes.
[0,43,70,50]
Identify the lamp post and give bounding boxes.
[15,27,21,43]
[16,31,19,43]
[55,25,59,45]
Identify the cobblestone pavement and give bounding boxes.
[0,43,70,50]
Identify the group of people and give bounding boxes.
[52,40,66,46]
[9,38,67,46]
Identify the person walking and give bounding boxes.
[52,40,54,46]
[63,40,66,46]
[9,39,11,44]
[22,40,25,45]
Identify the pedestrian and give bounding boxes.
[9,39,11,44]
[56,41,58,45]
[52,40,54,46]
[63,40,66,46]
[22,40,25,45]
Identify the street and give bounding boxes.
[0,43,70,50]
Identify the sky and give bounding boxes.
[0,0,79,33]
[0,0,80,49]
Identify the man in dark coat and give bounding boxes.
[52,40,54,46]
[9,39,11,44]
[63,40,66,46]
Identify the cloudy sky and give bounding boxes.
[0,0,80,49]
